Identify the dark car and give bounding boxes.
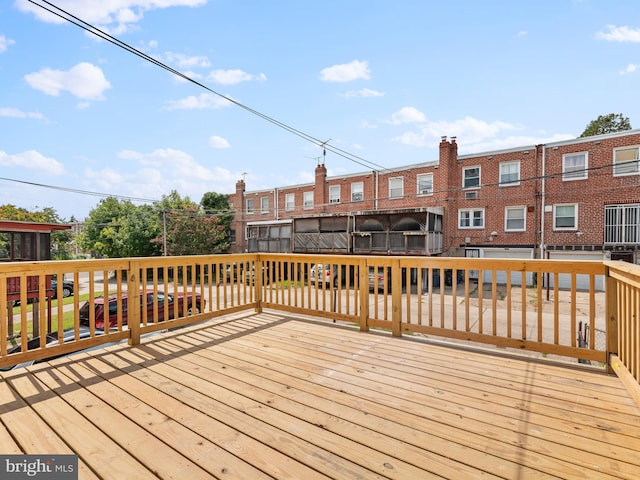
[79,290,203,329]
[51,279,74,299]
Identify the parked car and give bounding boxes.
[310,264,333,287]
[368,266,388,292]
[51,279,74,299]
[79,290,203,329]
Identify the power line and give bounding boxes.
[27,0,391,173]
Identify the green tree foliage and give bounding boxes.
[200,191,233,227]
[79,197,161,258]
[0,204,73,259]
[579,113,632,137]
[159,206,229,256]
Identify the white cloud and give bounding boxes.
[320,60,371,83]
[24,62,111,100]
[164,52,211,69]
[207,69,267,85]
[389,107,426,125]
[341,88,384,99]
[596,25,640,42]
[164,93,233,110]
[392,116,521,148]
[516,30,528,37]
[0,35,15,53]
[209,136,231,148]
[0,150,64,175]
[0,107,45,120]
[15,0,207,34]
[619,64,639,75]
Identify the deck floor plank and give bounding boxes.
[0,312,639,480]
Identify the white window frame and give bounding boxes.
[246,198,254,214]
[389,177,404,198]
[417,173,433,195]
[458,208,485,229]
[463,166,481,189]
[553,203,578,230]
[351,182,364,202]
[285,193,294,211]
[303,191,314,210]
[499,161,520,186]
[329,185,341,204]
[562,152,588,181]
[504,206,526,232]
[260,197,269,214]
[613,146,640,176]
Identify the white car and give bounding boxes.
[309,264,332,287]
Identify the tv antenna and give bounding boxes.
[319,138,331,165]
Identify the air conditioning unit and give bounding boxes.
[419,188,432,195]
[329,198,340,204]
[352,193,363,202]
[465,191,478,200]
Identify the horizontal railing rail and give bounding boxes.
[2,253,638,383]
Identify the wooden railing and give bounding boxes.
[1,254,638,387]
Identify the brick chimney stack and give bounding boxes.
[315,161,327,212]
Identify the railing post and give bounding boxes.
[128,260,141,346]
[606,267,618,374]
[359,259,369,332]
[391,258,402,337]
[255,255,263,313]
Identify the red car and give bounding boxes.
[79,290,203,329]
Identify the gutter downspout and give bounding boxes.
[375,170,379,210]
[274,188,279,220]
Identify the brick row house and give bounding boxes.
[227,129,640,288]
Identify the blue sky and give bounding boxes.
[1,0,639,220]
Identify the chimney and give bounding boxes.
[315,162,327,212]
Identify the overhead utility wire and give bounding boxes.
[29,0,390,173]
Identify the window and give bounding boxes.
[285,193,294,211]
[605,204,640,244]
[505,206,526,231]
[303,191,314,209]
[614,146,640,176]
[351,182,364,202]
[261,197,269,214]
[246,198,254,214]
[417,173,433,195]
[229,229,236,244]
[562,152,588,180]
[499,161,520,186]
[458,209,484,229]
[389,177,404,198]
[329,185,340,204]
[463,166,480,189]
[553,204,577,230]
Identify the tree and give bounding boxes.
[79,197,157,258]
[158,207,229,256]
[579,113,631,137]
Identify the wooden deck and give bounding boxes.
[1,311,639,480]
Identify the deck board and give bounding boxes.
[1,311,639,480]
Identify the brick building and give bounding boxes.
[228,129,640,286]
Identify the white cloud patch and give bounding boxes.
[0,107,45,120]
[516,30,528,37]
[209,135,231,148]
[15,0,207,34]
[389,106,426,125]
[24,62,111,100]
[619,63,639,75]
[0,150,64,175]
[392,116,521,148]
[320,60,371,83]
[341,88,384,99]
[207,69,267,85]
[0,35,15,53]
[164,93,233,110]
[164,52,211,69]
[596,25,640,42]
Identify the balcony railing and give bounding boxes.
[1,254,639,401]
